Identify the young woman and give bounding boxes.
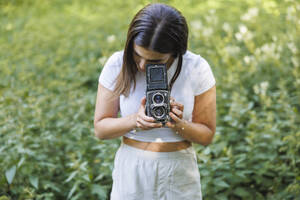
[94,3,216,200]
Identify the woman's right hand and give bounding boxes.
[135,97,163,130]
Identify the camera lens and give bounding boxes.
[153,93,164,104]
[153,107,165,117]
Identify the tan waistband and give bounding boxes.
[122,137,191,152]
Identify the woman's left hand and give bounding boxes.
[166,97,184,128]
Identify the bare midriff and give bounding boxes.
[123,137,191,152]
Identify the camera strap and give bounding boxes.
[168,55,182,92]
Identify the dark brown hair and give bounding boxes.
[114,3,188,97]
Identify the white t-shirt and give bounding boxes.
[99,50,216,142]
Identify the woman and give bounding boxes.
[94,3,216,200]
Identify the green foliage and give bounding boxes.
[0,0,299,199]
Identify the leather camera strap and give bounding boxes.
[169,55,182,92]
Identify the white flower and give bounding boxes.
[259,43,280,60]
[261,43,274,53]
[286,6,296,21]
[191,20,202,30]
[243,56,251,64]
[225,45,240,55]
[235,32,243,41]
[107,35,116,43]
[235,24,253,41]
[241,7,259,21]
[202,27,213,37]
[260,82,269,91]
[254,48,261,56]
[239,25,248,34]
[222,22,231,32]
[205,15,218,25]
[287,42,298,54]
[248,7,259,17]
[254,81,269,96]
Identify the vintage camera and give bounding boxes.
[145,64,170,124]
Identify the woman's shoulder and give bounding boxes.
[183,50,198,60]
[100,50,124,78]
[182,50,210,70]
[105,50,124,67]
[112,50,124,58]
[99,50,124,89]
[181,50,215,95]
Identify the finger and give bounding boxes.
[165,121,175,129]
[139,122,162,130]
[138,97,155,122]
[141,96,146,105]
[140,97,147,109]
[169,112,181,123]
[170,99,183,108]
[140,113,156,122]
[171,107,183,119]
[137,117,162,129]
[137,121,152,130]
[170,101,184,111]
[136,121,151,130]
[136,121,142,128]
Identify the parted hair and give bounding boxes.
[114,3,188,97]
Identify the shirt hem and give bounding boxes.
[123,135,186,143]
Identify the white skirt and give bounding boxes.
[110,142,202,200]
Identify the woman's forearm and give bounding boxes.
[94,114,136,140]
[174,120,215,146]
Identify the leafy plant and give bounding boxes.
[0,0,299,199]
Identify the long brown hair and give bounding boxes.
[114,3,188,97]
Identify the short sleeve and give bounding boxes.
[193,56,216,95]
[98,51,123,91]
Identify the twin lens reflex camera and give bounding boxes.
[145,64,170,125]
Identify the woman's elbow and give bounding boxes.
[94,130,106,140]
[94,121,107,140]
[201,139,213,147]
[200,130,215,146]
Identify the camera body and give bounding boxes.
[145,64,170,124]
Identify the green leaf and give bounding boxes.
[67,183,77,200]
[214,179,230,188]
[82,174,90,182]
[94,173,104,182]
[5,165,16,185]
[91,184,107,199]
[64,171,78,183]
[215,194,228,200]
[17,157,26,168]
[234,187,251,198]
[29,176,39,189]
[0,196,10,200]
[203,147,211,155]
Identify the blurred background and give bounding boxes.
[0,0,299,199]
